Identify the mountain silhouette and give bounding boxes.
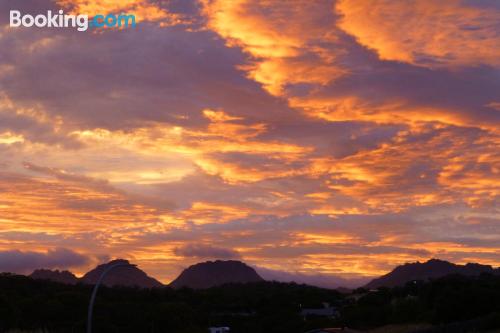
[365,258,499,289]
[81,259,163,288]
[26,258,499,290]
[170,260,264,289]
[30,269,79,285]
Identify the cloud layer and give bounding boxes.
[0,248,89,274]
[0,0,498,285]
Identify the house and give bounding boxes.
[208,327,230,333]
[300,302,339,319]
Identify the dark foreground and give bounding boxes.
[0,273,499,332]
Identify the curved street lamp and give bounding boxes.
[87,261,136,333]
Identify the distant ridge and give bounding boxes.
[30,269,79,285]
[365,259,499,289]
[170,260,264,289]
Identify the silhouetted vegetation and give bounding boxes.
[0,273,499,332]
[342,273,500,331]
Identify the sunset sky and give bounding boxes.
[0,0,499,285]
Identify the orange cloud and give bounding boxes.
[308,124,499,211]
[69,110,312,184]
[202,0,346,95]
[290,96,478,128]
[336,0,500,68]
[0,173,162,234]
[0,132,24,145]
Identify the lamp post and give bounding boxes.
[87,261,135,333]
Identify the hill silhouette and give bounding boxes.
[30,259,163,288]
[170,260,264,289]
[365,258,499,288]
[81,259,163,288]
[25,258,500,290]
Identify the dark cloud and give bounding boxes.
[0,106,82,148]
[0,0,399,161]
[173,244,240,259]
[0,0,291,131]
[58,198,113,212]
[295,56,500,127]
[0,248,90,274]
[252,244,430,258]
[0,231,63,243]
[153,171,361,217]
[21,162,175,211]
[23,162,111,189]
